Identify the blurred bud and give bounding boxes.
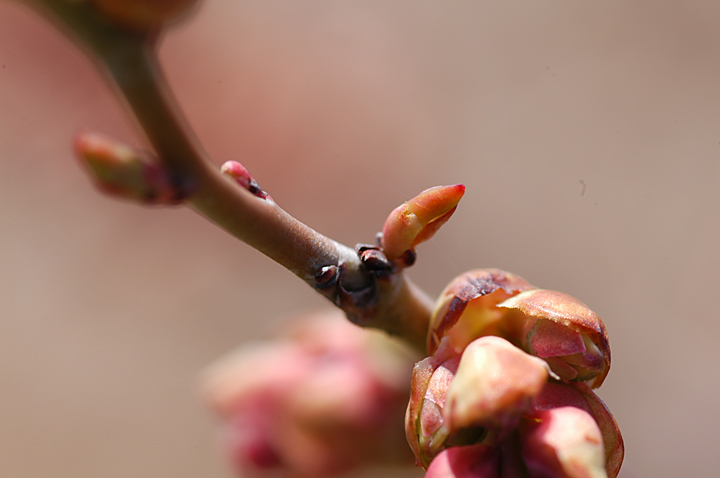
[445,336,551,436]
[89,0,200,31]
[425,444,500,478]
[520,407,607,478]
[380,184,465,263]
[427,269,610,388]
[202,310,416,477]
[498,290,610,388]
[74,131,187,204]
[220,160,273,202]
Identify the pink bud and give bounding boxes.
[498,290,610,388]
[427,270,610,389]
[445,336,550,437]
[427,269,534,355]
[536,382,624,478]
[520,407,607,478]
[74,131,186,204]
[202,310,415,476]
[425,444,500,478]
[406,340,460,468]
[380,184,465,263]
[220,160,273,202]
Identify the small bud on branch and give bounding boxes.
[75,131,189,204]
[380,184,465,264]
[220,160,273,202]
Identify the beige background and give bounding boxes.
[2,1,718,477]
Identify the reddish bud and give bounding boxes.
[74,131,185,204]
[498,290,610,388]
[220,160,273,202]
[405,340,460,468]
[380,184,465,263]
[427,270,610,388]
[445,336,551,436]
[521,407,607,478]
[202,310,415,476]
[415,269,622,476]
[427,269,534,355]
[536,382,624,478]
[425,444,500,478]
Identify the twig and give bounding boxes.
[23,0,435,351]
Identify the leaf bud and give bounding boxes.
[380,184,465,263]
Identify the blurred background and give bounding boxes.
[2,1,719,477]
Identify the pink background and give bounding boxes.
[2,1,718,477]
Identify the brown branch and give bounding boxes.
[23,0,434,352]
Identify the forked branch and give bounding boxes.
[22,0,464,352]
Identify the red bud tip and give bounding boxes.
[221,161,273,202]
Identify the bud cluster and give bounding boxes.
[200,188,624,478]
[17,1,624,474]
[406,269,624,478]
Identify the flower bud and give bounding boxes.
[406,336,554,470]
[425,444,500,478]
[405,339,460,468]
[220,160,273,202]
[427,270,610,388]
[417,270,621,477]
[427,269,534,355]
[203,310,415,476]
[380,184,465,263]
[536,382,624,478]
[498,290,610,388]
[445,336,551,437]
[74,131,187,204]
[520,406,607,478]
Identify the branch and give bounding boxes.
[20,0,462,352]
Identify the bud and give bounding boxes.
[427,269,610,388]
[409,376,624,477]
[498,289,610,388]
[536,382,624,478]
[74,131,187,204]
[445,336,551,436]
[427,269,534,355]
[425,444,499,478]
[380,184,465,263]
[412,269,623,477]
[520,406,607,478]
[405,339,460,468]
[406,336,552,469]
[90,0,200,31]
[202,310,415,476]
[220,160,273,202]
